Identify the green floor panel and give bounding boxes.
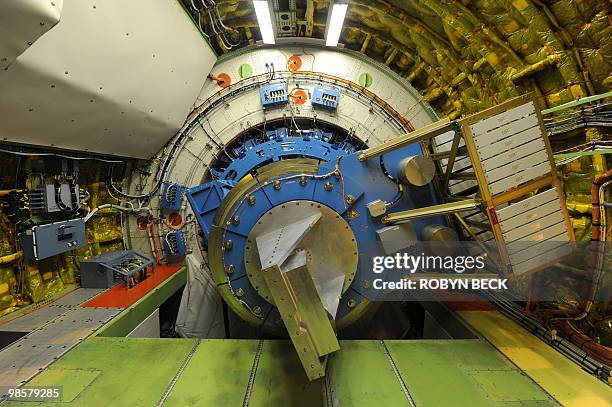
[384,340,558,407]
[3,337,197,407]
[326,340,409,407]
[162,339,259,407]
[248,340,324,407]
[1,337,565,406]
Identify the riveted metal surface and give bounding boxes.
[0,306,119,389]
[326,340,409,406]
[384,339,557,406]
[0,343,71,389]
[12,368,101,403]
[0,0,62,69]
[245,200,358,305]
[0,0,216,158]
[460,311,611,407]
[3,337,197,407]
[1,289,104,332]
[23,307,120,346]
[248,341,325,406]
[162,339,259,407]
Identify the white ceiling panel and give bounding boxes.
[0,0,217,158]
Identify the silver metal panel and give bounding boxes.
[0,0,62,69]
[502,211,565,242]
[488,161,550,195]
[485,150,549,184]
[473,114,539,148]
[499,199,562,233]
[49,288,104,307]
[509,239,570,266]
[512,243,573,276]
[449,180,477,194]
[477,126,542,160]
[480,138,546,173]
[0,305,120,387]
[506,223,569,255]
[0,307,70,333]
[0,343,69,388]
[376,223,417,255]
[470,102,536,136]
[24,307,120,346]
[0,0,217,158]
[0,289,104,332]
[496,188,559,222]
[127,308,160,338]
[440,156,471,171]
[434,130,457,146]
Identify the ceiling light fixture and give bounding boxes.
[325,2,348,47]
[253,1,275,44]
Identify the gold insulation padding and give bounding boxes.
[0,159,126,314]
[202,0,610,117]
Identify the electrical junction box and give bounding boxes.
[161,182,185,211]
[80,250,155,289]
[312,87,340,110]
[20,218,86,261]
[266,128,289,140]
[367,199,387,217]
[29,182,80,213]
[162,231,187,257]
[259,83,288,107]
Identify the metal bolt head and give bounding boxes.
[362,280,370,289]
[224,240,233,251]
[247,195,256,205]
[273,180,281,190]
[299,177,308,186]
[230,215,240,225]
[349,209,359,219]
[346,195,356,205]
[253,306,262,316]
[324,182,333,191]
[224,264,235,275]
[235,288,245,297]
[347,299,357,308]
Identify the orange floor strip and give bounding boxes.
[82,265,182,309]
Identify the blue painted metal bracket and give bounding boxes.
[213,136,352,181]
[185,180,235,239]
[160,181,185,211]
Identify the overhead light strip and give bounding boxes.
[325,3,348,47]
[253,1,275,44]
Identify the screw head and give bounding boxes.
[224,264,235,275]
[347,299,357,308]
[324,182,333,191]
[299,177,308,186]
[253,306,262,316]
[235,288,245,297]
[346,195,356,205]
[273,180,281,190]
[247,195,256,205]
[362,280,370,289]
[224,240,233,251]
[230,215,240,225]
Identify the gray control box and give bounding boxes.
[376,222,418,254]
[80,250,154,289]
[21,218,86,261]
